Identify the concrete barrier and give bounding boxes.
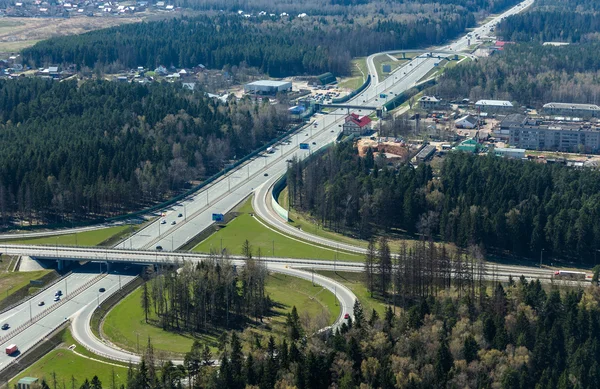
[271,176,289,221]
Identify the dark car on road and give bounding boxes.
[38,301,44,306]
[99,288,106,293]
[1,323,9,330]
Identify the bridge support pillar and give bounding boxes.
[57,259,64,271]
[105,261,111,272]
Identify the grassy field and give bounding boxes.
[316,270,388,316]
[102,274,339,356]
[338,57,368,90]
[0,269,52,303]
[0,225,135,246]
[192,198,360,261]
[9,330,129,388]
[0,16,143,56]
[373,54,403,81]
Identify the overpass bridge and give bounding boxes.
[0,244,364,272]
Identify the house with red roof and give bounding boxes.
[343,113,372,136]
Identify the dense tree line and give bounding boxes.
[497,0,600,43]
[22,12,475,77]
[431,42,600,107]
[177,0,519,16]
[287,143,600,264]
[0,78,289,225]
[38,277,600,388]
[141,246,269,332]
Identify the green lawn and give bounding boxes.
[338,57,368,90]
[192,198,360,261]
[10,330,129,388]
[0,225,135,246]
[316,271,388,317]
[102,274,339,356]
[373,54,402,81]
[0,269,52,304]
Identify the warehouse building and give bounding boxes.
[505,116,600,153]
[244,80,292,95]
[475,99,514,113]
[542,102,600,118]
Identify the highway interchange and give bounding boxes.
[0,0,541,372]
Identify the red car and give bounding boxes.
[344,313,350,319]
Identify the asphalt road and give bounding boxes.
[0,0,535,368]
[0,265,137,370]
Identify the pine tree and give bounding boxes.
[286,306,302,341]
[463,334,479,363]
[434,328,453,387]
[353,300,364,328]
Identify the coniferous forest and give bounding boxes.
[21,13,475,77]
[287,143,600,264]
[0,78,289,225]
[40,275,600,389]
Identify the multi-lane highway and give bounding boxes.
[0,0,537,370]
[0,264,137,370]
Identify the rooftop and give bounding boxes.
[346,113,372,128]
[246,80,291,87]
[18,378,39,384]
[475,99,513,107]
[543,102,600,111]
[495,147,526,153]
[419,96,440,102]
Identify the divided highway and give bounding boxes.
[0,0,536,370]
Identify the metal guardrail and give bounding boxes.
[0,270,70,315]
[0,320,71,377]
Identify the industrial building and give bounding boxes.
[542,102,600,118]
[504,116,600,153]
[244,80,292,95]
[415,145,436,162]
[493,147,525,159]
[475,99,514,113]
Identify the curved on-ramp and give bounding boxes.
[70,263,357,365]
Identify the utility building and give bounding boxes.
[244,80,292,95]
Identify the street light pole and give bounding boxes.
[540,249,545,268]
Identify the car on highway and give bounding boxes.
[171,221,176,225]
[55,290,62,296]
[99,287,106,293]
[53,296,60,302]
[178,213,183,217]
[344,313,350,320]
[160,219,167,224]
[1,323,9,330]
[312,142,316,145]
[264,173,269,176]
[38,301,44,306]
[156,246,163,251]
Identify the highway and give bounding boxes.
[0,264,137,370]
[0,0,536,370]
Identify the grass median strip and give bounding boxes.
[0,225,134,246]
[192,197,360,261]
